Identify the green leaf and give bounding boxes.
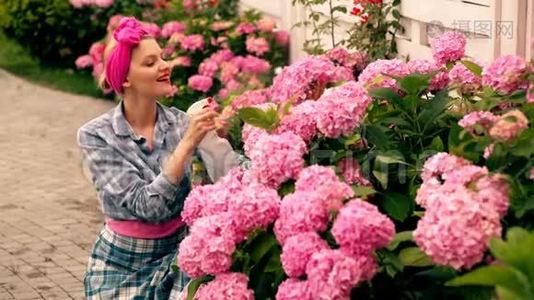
[369,88,403,107]
[248,231,278,264]
[446,265,527,294]
[375,151,408,165]
[372,168,389,189]
[510,129,534,158]
[489,228,534,280]
[278,180,295,197]
[460,60,483,77]
[238,107,279,131]
[264,251,282,273]
[352,185,377,198]
[430,136,444,151]
[398,247,433,267]
[363,124,391,149]
[381,192,413,221]
[418,91,451,130]
[377,249,404,277]
[332,5,347,13]
[186,276,212,300]
[398,73,432,95]
[387,231,413,250]
[171,264,179,273]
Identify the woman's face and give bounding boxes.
[125,38,172,98]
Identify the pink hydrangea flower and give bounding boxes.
[276,279,313,300]
[270,56,339,104]
[474,174,510,217]
[75,55,93,69]
[458,111,499,134]
[413,186,503,270]
[414,153,509,269]
[188,75,213,92]
[331,65,355,82]
[210,49,235,65]
[95,0,114,8]
[530,167,534,180]
[406,59,449,92]
[220,61,239,84]
[195,273,254,300]
[182,167,248,225]
[198,59,218,77]
[274,191,329,245]
[306,249,362,299]
[171,56,192,68]
[177,214,237,277]
[257,16,276,32]
[161,21,185,37]
[449,61,483,93]
[143,22,161,38]
[315,81,373,138]
[182,0,197,10]
[236,22,256,34]
[489,110,529,141]
[225,79,242,93]
[274,30,290,47]
[211,20,234,31]
[69,0,83,8]
[295,165,354,211]
[281,232,329,277]
[419,152,471,183]
[430,31,466,65]
[181,34,205,52]
[242,123,268,157]
[326,46,350,65]
[358,59,411,91]
[249,131,307,189]
[228,181,281,238]
[338,158,371,186]
[230,89,270,110]
[274,100,318,143]
[246,37,270,56]
[89,42,105,63]
[482,55,528,94]
[332,199,395,256]
[240,55,271,74]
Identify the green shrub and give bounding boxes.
[0,0,104,64]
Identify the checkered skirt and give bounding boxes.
[84,226,189,299]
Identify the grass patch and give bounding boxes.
[0,31,108,99]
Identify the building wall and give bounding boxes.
[240,0,534,62]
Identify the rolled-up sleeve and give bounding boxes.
[78,128,185,223]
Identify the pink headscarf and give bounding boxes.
[105,17,149,94]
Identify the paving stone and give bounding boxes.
[0,69,112,299]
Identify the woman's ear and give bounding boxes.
[123,78,132,88]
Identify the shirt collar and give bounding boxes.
[111,101,175,139]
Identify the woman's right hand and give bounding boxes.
[181,108,219,150]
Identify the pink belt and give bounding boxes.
[106,216,185,239]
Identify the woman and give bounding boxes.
[78,17,237,299]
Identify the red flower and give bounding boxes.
[350,5,363,16]
[360,12,370,24]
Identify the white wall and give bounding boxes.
[240,0,533,62]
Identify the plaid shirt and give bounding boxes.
[77,101,193,223]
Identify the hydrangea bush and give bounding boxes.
[74,2,289,110]
[175,31,534,299]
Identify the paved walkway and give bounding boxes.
[0,69,114,299]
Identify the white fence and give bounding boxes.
[240,0,534,63]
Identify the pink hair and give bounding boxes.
[105,17,149,94]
